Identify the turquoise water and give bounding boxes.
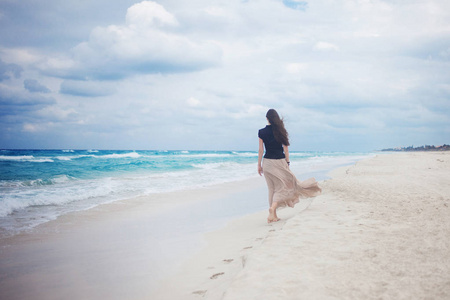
[0,149,372,235]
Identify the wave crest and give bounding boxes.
[0,155,54,163]
[96,152,141,159]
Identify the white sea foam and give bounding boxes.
[0,176,117,217]
[56,156,72,161]
[0,155,54,163]
[192,162,234,169]
[290,152,312,157]
[178,153,234,158]
[1,175,74,189]
[34,158,54,162]
[234,152,258,157]
[56,154,94,160]
[97,152,141,159]
[0,155,34,161]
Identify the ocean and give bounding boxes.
[0,149,372,237]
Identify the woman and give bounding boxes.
[258,109,322,223]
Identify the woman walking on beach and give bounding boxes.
[258,109,322,223]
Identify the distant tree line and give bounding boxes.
[381,144,450,152]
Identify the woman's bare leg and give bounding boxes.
[268,201,280,223]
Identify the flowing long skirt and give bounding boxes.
[262,158,322,207]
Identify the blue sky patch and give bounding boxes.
[283,0,308,10]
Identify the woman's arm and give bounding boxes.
[283,144,290,166]
[258,138,264,176]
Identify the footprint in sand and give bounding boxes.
[192,290,207,296]
[210,272,225,279]
[223,259,234,263]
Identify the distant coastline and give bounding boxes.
[381,144,450,152]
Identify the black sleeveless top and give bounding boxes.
[258,125,285,159]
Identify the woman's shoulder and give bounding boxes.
[258,125,272,138]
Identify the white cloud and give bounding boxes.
[60,80,116,97]
[285,63,307,74]
[35,106,77,122]
[186,97,201,107]
[126,1,178,28]
[0,47,43,66]
[313,42,339,52]
[42,1,222,80]
[22,123,40,132]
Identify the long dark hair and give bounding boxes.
[266,109,290,146]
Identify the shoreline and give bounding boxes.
[0,151,369,238]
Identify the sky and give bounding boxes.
[0,0,449,152]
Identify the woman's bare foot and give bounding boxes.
[273,207,279,220]
[274,211,280,221]
[267,208,280,223]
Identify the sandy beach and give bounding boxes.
[155,152,450,300]
[1,152,449,299]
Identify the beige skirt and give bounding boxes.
[262,158,322,208]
